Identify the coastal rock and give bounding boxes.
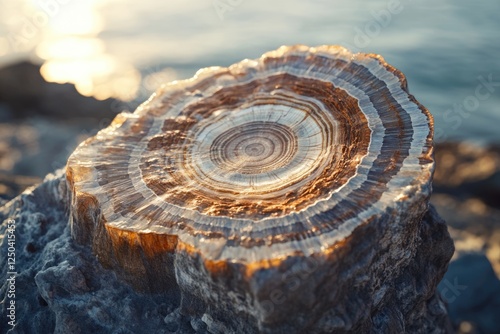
[0,61,121,201]
[0,171,178,334]
[64,45,454,332]
[0,170,454,333]
[0,61,119,120]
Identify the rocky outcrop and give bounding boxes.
[0,171,179,334]
[2,46,456,333]
[0,62,119,121]
[0,170,454,333]
[0,61,120,201]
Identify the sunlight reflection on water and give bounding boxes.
[28,0,142,100]
[37,36,141,100]
[0,0,146,101]
[0,0,499,142]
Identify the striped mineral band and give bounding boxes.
[66,45,436,333]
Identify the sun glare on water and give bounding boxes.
[28,0,142,101]
[38,37,140,100]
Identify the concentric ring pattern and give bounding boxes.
[67,45,434,263]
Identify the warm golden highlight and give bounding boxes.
[66,45,437,333]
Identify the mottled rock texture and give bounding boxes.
[0,171,454,333]
[1,46,456,333]
[0,171,181,334]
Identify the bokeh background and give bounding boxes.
[1,0,500,141]
[1,0,499,332]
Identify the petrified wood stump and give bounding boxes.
[66,45,454,333]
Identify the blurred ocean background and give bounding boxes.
[2,2,500,331]
[0,0,499,143]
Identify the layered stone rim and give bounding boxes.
[66,45,434,263]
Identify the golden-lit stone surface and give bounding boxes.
[66,45,453,333]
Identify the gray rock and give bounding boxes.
[0,170,456,333]
[0,171,181,334]
[0,62,119,121]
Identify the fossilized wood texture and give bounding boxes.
[66,45,453,332]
